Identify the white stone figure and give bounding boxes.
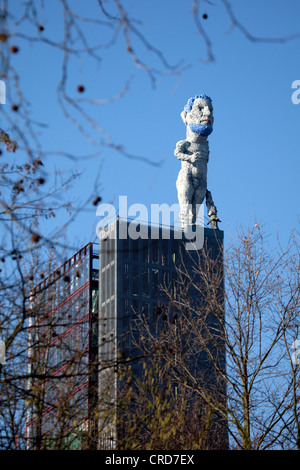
[174,94,220,228]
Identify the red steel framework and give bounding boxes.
[25,243,99,449]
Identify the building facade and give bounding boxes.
[98,218,226,449]
[26,243,99,449]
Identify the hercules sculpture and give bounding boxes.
[174,94,220,229]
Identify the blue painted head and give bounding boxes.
[183,94,213,136]
[183,94,212,113]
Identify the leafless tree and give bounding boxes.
[133,223,300,450]
[115,357,227,450]
[1,1,300,450]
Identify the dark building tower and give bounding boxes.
[26,220,227,449]
[26,243,99,449]
[98,218,226,449]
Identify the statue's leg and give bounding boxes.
[176,170,194,226]
[205,189,216,215]
[206,189,220,229]
[192,186,206,224]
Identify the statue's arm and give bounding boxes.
[174,140,193,162]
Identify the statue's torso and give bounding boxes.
[181,141,209,181]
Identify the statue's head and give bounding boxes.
[181,94,214,137]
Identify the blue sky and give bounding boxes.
[4,0,300,253]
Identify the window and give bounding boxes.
[161,239,169,265]
[152,268,159,299]
[132,264,139,296]
[141,239,149,263]
[151,240,159,264]
[142,267,149,298]
[122,263,129,295]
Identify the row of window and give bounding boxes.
[122,263,176,300]
[100,235,187,267]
